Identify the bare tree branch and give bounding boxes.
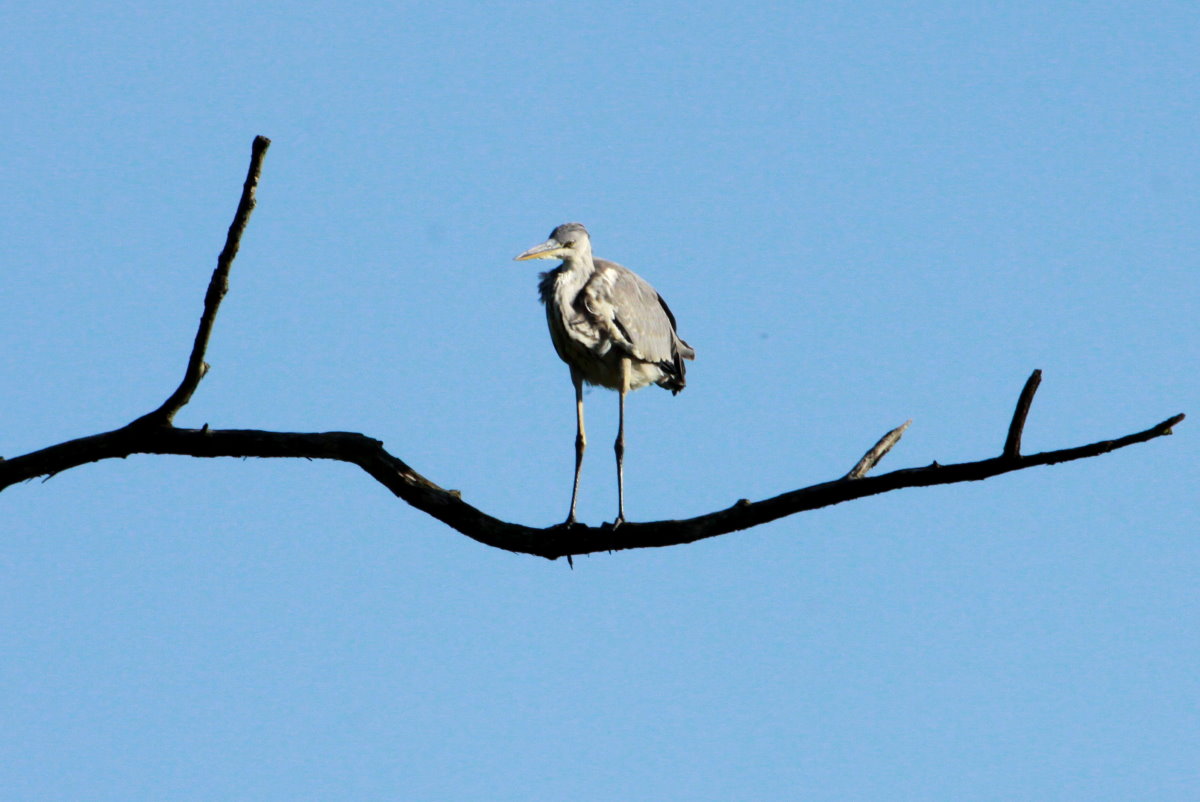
[0,137,1186,562]
[1004,368,1042,458]
[133,135,271,427]
[846,419,911,479]
[0,411,1185,560]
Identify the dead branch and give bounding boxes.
[0,137,1186,561]
[133,134,270,427]
[846,420,911,479]
[1004,369,1042,458]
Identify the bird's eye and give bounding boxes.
[562,241,575,247]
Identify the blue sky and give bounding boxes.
[2,1,1197,799]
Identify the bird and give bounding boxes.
[515,222,695,526]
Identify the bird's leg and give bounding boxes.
[566,369,586,526]
[614,357,631,527]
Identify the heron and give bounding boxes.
[515,222,695,526]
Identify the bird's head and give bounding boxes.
[514,222,592,263]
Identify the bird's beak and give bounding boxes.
[514,239,566,261]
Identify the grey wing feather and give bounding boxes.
[580,256,696,369]
[586,259,680,364]
[657,293,695,360]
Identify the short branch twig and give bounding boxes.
[1004,369,1042,458]
[133,135,271,427]
[846,420,911,479]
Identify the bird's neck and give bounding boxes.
[538,254,585,309]
[561,252,597,288]
[561,251,592,273]
[537,254,591,311]
[557,255,592,291]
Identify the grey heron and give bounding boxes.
[515,222,695,526]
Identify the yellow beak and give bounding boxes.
[514,239,567,261]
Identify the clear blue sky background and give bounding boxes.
[2,2,1196,799]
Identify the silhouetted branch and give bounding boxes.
[1004,368,1042,458]
[0,137,1186,562]
[133,135,270,427]
[0,409,1185,560]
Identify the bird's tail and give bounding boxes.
[660,339,694,395]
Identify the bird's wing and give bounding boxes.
[656,293,695,360]
[583,259,680,365]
